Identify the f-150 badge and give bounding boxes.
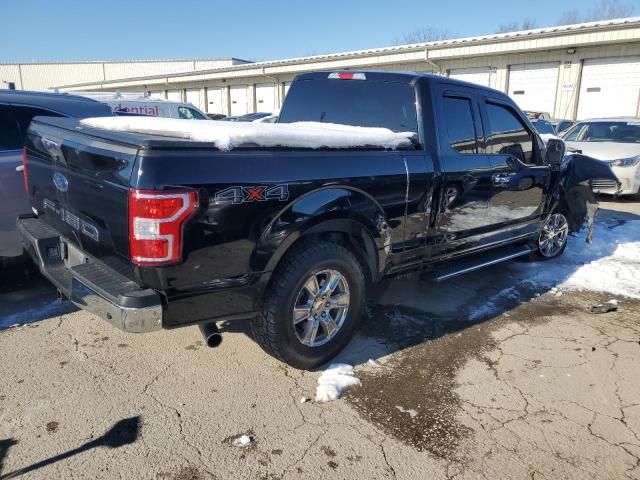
[214,185,289,205]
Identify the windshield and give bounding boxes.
[562,121,640,143]
[532,120,555,135]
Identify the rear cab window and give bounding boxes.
[278,76,419,144]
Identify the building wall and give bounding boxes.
[0,59,246,91]
[7,19,640,119]
[113,43,640,119]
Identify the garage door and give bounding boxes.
[449,67,490,87]
[256,83,276,113]
[167,90,182,102]
[577,57,640,120]
[508,63,559,114]
[186,89,204,110]
[206,87,223,114]
[230,86,248,116]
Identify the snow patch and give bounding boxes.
[231,435,253,447]
[523,220,640,298]
[315,363,361,403]
[80,117,416,151]
[468,219,640,320]
[395,406,418,418]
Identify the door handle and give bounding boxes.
[15,165,24,172]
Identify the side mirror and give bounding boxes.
[545,138,566,166]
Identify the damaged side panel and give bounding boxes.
[553,154,621,242]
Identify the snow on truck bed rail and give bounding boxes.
[80,117,416,151]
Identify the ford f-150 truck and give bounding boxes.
[17,71,614,369]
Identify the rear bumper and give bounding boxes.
[17,216,163,333]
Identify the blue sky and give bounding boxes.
[3,0,639,63]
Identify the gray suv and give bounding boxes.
[0,90,112,264]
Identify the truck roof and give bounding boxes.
[295,70,507,97]
[0,89,113,118]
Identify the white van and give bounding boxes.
[76,92,209,120]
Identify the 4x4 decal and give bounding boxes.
[214,185,290,205]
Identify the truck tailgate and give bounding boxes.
[26,118,139,271]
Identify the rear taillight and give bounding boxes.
[22,146,28,193]
[128,189,199,266]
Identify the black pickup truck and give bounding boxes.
[18,71,609,369]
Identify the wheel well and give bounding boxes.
[269,227,379,290]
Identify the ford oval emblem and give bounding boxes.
[53,172,69,193]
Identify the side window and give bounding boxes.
[485,102,534,164]
[178,107,206,120]
[443,96,477,154]
[0,106,22,151]
[12,106,62,138]
[178,107,194,119]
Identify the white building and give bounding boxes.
[0,58,252,92]
[7,17,640,120]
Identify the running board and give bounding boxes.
[429,245,534,282]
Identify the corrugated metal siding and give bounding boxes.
[0,65,22,88]
[104,61,197,80]
[0,59,239,91]
[24,63,105,90]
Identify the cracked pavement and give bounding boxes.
[0,203,639,479]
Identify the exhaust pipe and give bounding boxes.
[199,322,222,348]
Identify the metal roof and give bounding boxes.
[0,57,252,66]
[57,16,640,89]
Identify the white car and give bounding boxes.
[561,118,640,198]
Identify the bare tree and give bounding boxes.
[589,0,635,19]
[394,27,455,45]
[495,18,538,33]
[556,0,635,24]
[556,9,582,25]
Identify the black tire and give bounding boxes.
[530,212,569,261]
[251,240,366,369]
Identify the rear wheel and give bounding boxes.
[251,240,366,369]
[532,212,569,260]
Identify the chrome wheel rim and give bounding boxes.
[539,213,569,258]
[292,269,350,347]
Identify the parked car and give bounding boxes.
[552,119,575,134]
[561,118,640,198]
[224,112,273,122]
[77,92,209,120]
[0,90,113,264]
[253,114,278,123]
[18,71,615,368]
[530,118,556,135]
[525,111,551,120]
